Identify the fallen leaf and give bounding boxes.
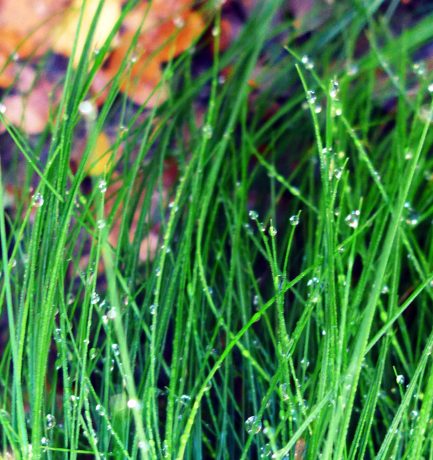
[51,0,122,65]
[97,1,205,106]
[0,80,53,134]
[0,0,70,57]
[86,132,114,176]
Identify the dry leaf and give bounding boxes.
[97,1,204,106]
[0,80,53,134]
[86,132,113,176]
[51,0,122,65]
[0,0,70,57]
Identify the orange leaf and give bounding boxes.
[86,132,113,176]
[0,0,70,56]
[51,0,122,65]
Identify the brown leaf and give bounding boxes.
[51,0,122,65]
[0,80,53,134]
[97,1,205,106]
[0,0,70,56]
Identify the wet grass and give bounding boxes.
[2,1,433,458]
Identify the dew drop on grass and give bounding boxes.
[249,210,259,220]
[405,211,420,227]
[279,383,290,401]
[345,210,360,229]
[314,104,322,114]
[149,304,157,315]
[334,168,343,180]
[410,410,419,420]
[330,79,339,99]
[306,90,316,104]
[428,83,433,93]
[46,414,56,430]
[0,103,6,114]
[405,150,413,160]
[269,225,277,237]
[260,443,272,458]
[381,285,389,295]
[90,291,100,305]
[78,100,97,122]
[347,63,359,76]
[301,55,314,70]
[95,404,105,416]
[98,180,107,194]
[127,398,141,410]
[31,192,44,208]
[413,62,426,76]
[289,215,300,226]
[396,374,405,385]
[111,343,120,357]
[307,276,319,288]
[107,307,117,320]
[41,437,49,449]
[202,124,213,139]
[179,394,191,405]
[97,219,106,229]
[245,415,262,434]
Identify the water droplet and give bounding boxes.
[347,63,359,76]
[245,415,262,434]
[306,90,316,104]
[289,215,300,226]
[269,225,277,237]
[46,414,56,430]
[78,100,97,122]
[31,192,44,208]
[211,26,220,37]
[345,210,360,229]
[179,394,191,405]
[107,307,117,320]
[90,348,98,360]
[330,79,339,99]
[127,399,141,409]
[279,383,290,401]
[111,343,120,356]
[54,328,62,343]
[405,150,413,160]
[95,404,105,416]
[428,83,433,93]
[405,211,420,227]
[301,55,314,70]
[381,285,389,295]
[413,62,426,76]
[98,179,107,193]
[173,16,185,28]
[202,124,213,140]
[307,276,320,288]
[149,304,157,315]
[321,329,326,336]
[41,437,49,448]
[300,357,310,368]
[97,219,106,229]
[90,291,100,305]
[410,410,419,420]
[249,210,259,220]
[334,168,343,180]
[396,374,405,385]
[260,443,273,458]
[314,104,322,114]
[0,103,6,114]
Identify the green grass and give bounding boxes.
[2,0,433,458]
